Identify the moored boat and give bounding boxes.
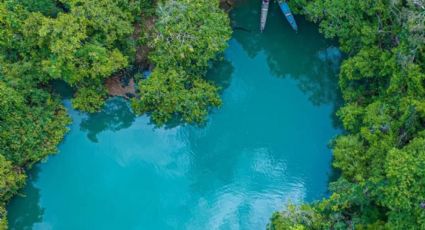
[278,1,298,31]
[260,0,270,32]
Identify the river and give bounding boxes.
[8,1,342,229]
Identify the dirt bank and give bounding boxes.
[106,10,156,98]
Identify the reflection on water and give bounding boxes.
[232,1,342,107]
[7,1,342,229]
[207,58,234,92]
[230,0,343,129]
[7,167,44,230]
[80,97,135,142]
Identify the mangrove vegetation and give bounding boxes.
[269,0,425,229]
[0,0,230,228]
[1,0,425,229]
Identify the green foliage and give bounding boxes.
[1,0,136,113]
[0,154,26,229]
[0,154,26,206]
[0,78,70,229]
[1,0,230,227]
[294,0,390,52]
[16,0,63,16]
[132,69,221,124]
[0,205,7,230]
[132,0,231,125]
[267,204,324,230]
[72,86,108,113]
[385,137,425,229]
[0,82,70,166]
[270,0,425,229]
[151,0,231,72]
[0,0,147,227]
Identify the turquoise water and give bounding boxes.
[7,1,342,229]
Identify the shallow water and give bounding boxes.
[8,1,342,229]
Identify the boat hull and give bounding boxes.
[279,2,298,31]
[260,1,270,32]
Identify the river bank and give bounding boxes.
[7,1,341,229]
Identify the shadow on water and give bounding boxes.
[50,80,74,100]
[182,0,346,203]
[6,2,345,228]
[207,57,235,93]
[7,167,44,230]
[143,58,234,130]
[230,0,344,128]
[79,97,136,143]
[50,80,137,142]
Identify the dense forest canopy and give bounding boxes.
[131,0,231,124]
[1,0,425,229]
[0,0,230,228]
[269,0,425,229]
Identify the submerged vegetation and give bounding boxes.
[0,0,229,228]
[269,0,425,229]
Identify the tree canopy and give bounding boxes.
[0,0,230,227]
[269,0,425,229]
[131,0,231,125]
[5,0,423,228]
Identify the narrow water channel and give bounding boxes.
[8,1,342,229]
